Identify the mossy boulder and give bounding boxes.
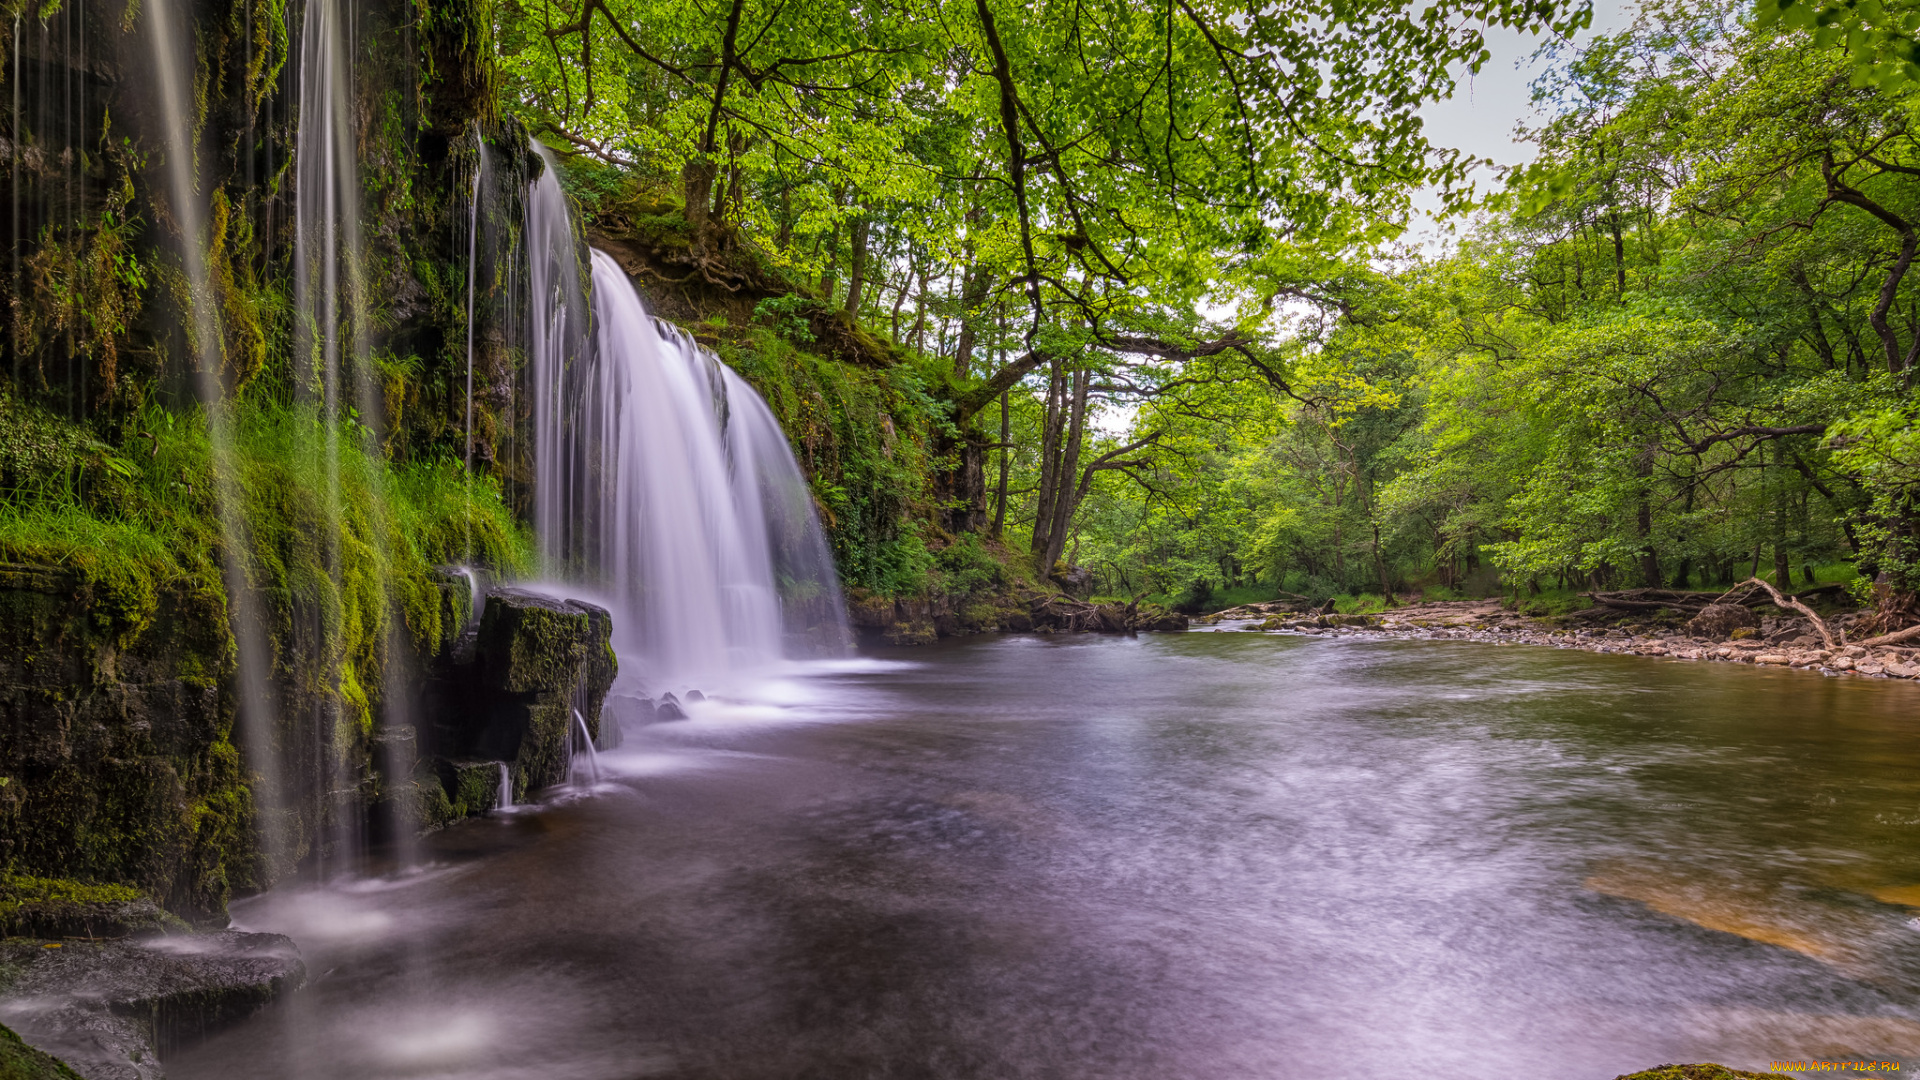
[423,589,616,804]
[437,759,513,816]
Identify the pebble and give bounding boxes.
[1202,606,1920,681]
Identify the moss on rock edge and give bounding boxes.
[0,1023,83,1080]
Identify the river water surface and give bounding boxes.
[171,631,1920,1079]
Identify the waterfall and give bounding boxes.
[576,249,851,690]
[522,157,849,694]
[524,145,592,575]
[142,0,286,871]
[293,0,405,874]
[496,763,514,811]
[464,132,487,478]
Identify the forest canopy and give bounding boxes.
[508,0,1920,628]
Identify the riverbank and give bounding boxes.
[1198,598,1920,680]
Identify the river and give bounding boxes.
[169,630,1920,1078]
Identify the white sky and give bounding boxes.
[1092,0,1641,438]
[1406,0,1640,248]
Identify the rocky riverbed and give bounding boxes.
[1198,598,1920,680]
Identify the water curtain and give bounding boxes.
[524,158,848,692]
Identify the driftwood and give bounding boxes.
[1584,584,1847,612]
[1712,578,1839,650]
[1852,622,1920,648]
[1024,592,1186,633]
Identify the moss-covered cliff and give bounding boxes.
[0,0,569,918]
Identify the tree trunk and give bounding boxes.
[1371,519,1394,605]
[682,159,717,231]
[720,131,746,223]
[993,388,1009,535]
[843,216,869,316]
[818,221,840,303]
[1041,367,1091,571]
[1772,441,1791,587]
[1636,445,1661,587]
[1030,356,1066,563]
[910,263,929,351]
[890,246,915,340]
[952,262,989,379]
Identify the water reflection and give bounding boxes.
[171,636,1920,1078]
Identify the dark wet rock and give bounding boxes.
[1128,606,1189,632]
[422,588,618,806]
[1685,603,1757,639]
[0,931,303,1080]
[0,565,250,926]
[605,693,657,728]
[0,1021,84,1079]
[684,689,705,702]
[655,693,687,721]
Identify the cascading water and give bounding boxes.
[524,144,592,576]
[144,0,285,874]
[464,131,487,478]
[569,710,599,788]
[573,249,849,690]
[496,763,514,811]
[293,0,406,873]
[523,155,849,697]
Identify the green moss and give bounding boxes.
[0,873,142,912]
[0,1022,85,1080]
[0,872,187,939]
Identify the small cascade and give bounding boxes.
[453,565,487,632]
[496,762,514,811]
[570,710,600,788]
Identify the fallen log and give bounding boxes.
[1851,622,1920,648]
[1713,578,1839,650]
[1585,583,1849,612]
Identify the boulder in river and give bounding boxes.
[1686,603,1756,639]
[423,588,618,803]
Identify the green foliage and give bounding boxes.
[752,295,817,346]
[1063,4,1920,617]
[721,325,944,594]
[0,394,530,712]
[930,533,1008,599]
